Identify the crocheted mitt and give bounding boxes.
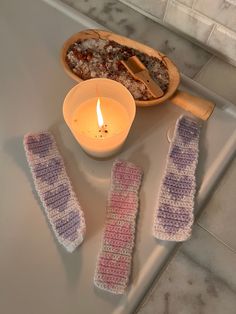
[24,131,86,252]
[94,160,143,294]
[153,115,201,241]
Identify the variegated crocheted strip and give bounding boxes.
[94,160,143,294]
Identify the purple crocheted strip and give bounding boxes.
[94,160,143,294]
[24,132,86,252]
[153,115,201,241]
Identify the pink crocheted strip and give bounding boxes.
[24,131,86,252]
[94,160,143,294]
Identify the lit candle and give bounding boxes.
[63,78,136,158]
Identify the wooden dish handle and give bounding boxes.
[170,90,215,120]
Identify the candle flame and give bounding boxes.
[96,97,104,128]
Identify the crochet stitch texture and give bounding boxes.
[24,131,86,252]
[94,160,143,294]
[153,115,201,241]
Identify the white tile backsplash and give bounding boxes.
[122,0,167,19]
[208,25,236,62]
[164,1,214,43]
[193,0,236,32]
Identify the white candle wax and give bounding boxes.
[73,97,129,139]
[63,78,136,158]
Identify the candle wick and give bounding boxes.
[99,124,109,135]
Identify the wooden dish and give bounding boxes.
[61,29,215,120]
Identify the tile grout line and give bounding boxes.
[192,54,215,80]
[206,23,217,45]
[192,5,236,34]
[197,222,236,254]
[181,249,236,294]
[163,0,171,23]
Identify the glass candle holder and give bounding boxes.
[63,78,136,158]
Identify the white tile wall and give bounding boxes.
[193,0,236,32]
[208,25,236,62]
[165,1,214,43]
